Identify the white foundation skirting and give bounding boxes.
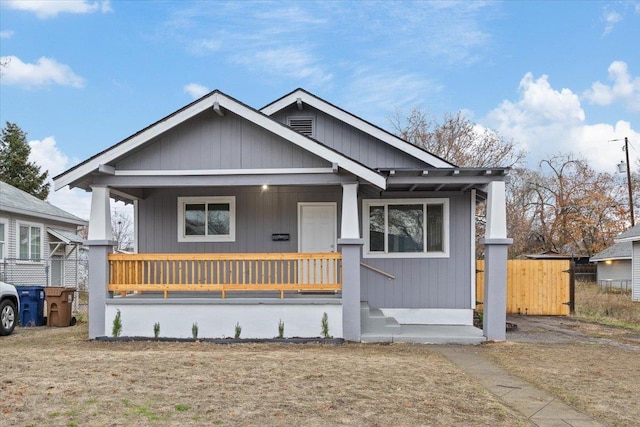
[105,302,342,339]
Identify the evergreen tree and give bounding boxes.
[0,122,50,200]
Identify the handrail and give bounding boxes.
[360,262,395,280]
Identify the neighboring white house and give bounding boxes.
[0,181,87,287]
[590,242,632,291]
[53,88,512,342]
[612,225,640,301]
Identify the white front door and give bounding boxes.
[298,203,337,284]
[299,203,337,253]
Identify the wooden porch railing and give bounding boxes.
[108,253,342,299]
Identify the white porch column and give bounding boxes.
[481,181,512,341]
[339,182,363,342]
[88,186,113,241]
[86,186,116,339]
[341,183,360,239]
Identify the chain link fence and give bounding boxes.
[0,257,88,317]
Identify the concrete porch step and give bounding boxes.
[361,303,400,334]
[361,326,485,345]
[360,302,485,344]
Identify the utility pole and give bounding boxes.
[624,137,634,227]
[615,137,635,226]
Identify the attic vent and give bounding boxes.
[287,116,315,137]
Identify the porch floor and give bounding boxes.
[109,291,341,303]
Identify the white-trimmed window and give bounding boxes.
[0,220,6,260]
[178,196,236,242]
[17,221,43,261]
[363,198,449,258]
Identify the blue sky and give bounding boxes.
[1,0,639,220]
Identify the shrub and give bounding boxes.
[321,312,332,339]
[192,322,199,339]
[278,319,285,338]
[153,322,160,338]
[112,310,122,337]
[234,322,242,339]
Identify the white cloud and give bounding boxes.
[187,39,221,56]
[0,30,14,39]
[4,0,112,19]
[583,61,640,111]
[342,68,443,124]
[0,55,86,89]
[28,137,91,220]
[233,47,332,86]
[602,10,622,35]
[485,71,639,172]
[183,83,210,99]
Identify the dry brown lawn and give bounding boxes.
[481,341,640,427]
[1,324,527,426]
[478,282,640,427]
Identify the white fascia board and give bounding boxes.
[114,167,336,176]
[217,93,387,189]
[614,236,640,243]
[261,90,452,169]
[54,93,220,190]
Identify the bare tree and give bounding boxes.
[391,109,524,167]
[111,209,134,251]
[515,154,627,256]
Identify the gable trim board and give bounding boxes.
[54,91,386,191]
[261,88,454,169]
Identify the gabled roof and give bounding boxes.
[47,227,84,244]
[260,88,455,169]
[615,224,640,243]
[54,90,387,191]
[590,241,632,262]
[0,181,87,226]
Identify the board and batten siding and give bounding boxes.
[116,110,332,171]
[137,186,342,254]
[271,105,429,170]
[360,192,472,309]
[137,187,473,310]
[633,242,640,302]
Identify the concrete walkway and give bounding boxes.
[432,346,605,427]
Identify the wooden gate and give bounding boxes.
[476,260,572,315]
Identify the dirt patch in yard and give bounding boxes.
[1,325,527,426]
[480,315,640,427]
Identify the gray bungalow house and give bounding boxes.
[53,88,512,342]
[590,241,632,291]
[611,225,640,301]
[0,180,86,287]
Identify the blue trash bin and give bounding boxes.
[17,285,46,327]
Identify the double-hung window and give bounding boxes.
[17,222,42,261]
[0,220,6,260]
[178,196,236,242]
[364,198,449,258]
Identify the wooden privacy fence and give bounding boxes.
[476,260,573,315]
[108,252,342,299]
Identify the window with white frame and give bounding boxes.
[17,222,43,261]
[363,198,449,258]
[178,196,236,242]
[0,220,6,260]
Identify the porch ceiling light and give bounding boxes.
[262,184,269,191]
